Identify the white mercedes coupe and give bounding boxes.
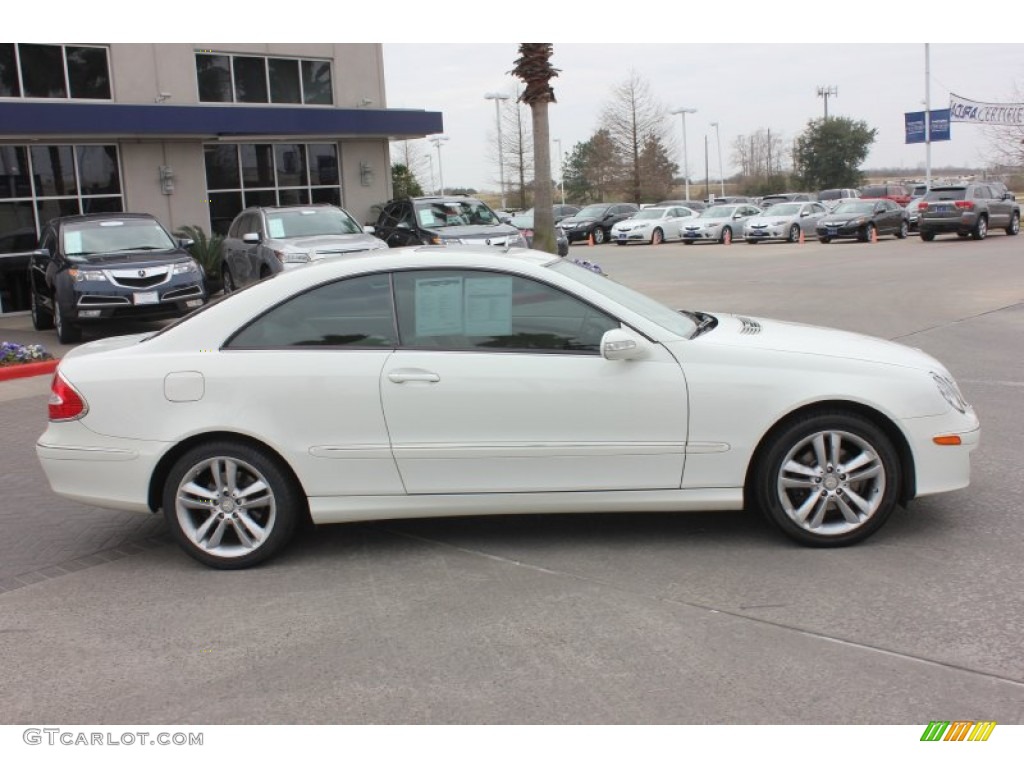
[38,247,980,568]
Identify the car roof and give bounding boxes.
[49,212,160,227]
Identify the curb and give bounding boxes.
[0,359,59,383]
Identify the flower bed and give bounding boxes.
[0,342,59,382]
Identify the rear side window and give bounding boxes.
[227,273,397,349]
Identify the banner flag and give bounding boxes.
[949,93,1024,125]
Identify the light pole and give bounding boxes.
[670,107,697,201]
[429,134,449,196]
[710,122,724,198]
[553,138,565,206]
[484,92,509,209]
[427,154,435,196]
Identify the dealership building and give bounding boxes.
[0,43,443,314]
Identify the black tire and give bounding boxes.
[920,230,936,241]
[860,223,876,243]
[651,228,664,245]
[747,239,759,245]
[163,440,301,569]
[682,240,694,245]
[896,220,909,239]
[818,237,831,244]
[53,294,81,344]
[719,227,733,245]
[592,227,605,245]
[971,216,987,240]
[615,240,626,246]
[222,267,236,293]
[787,224,800,243]
[753,411,901,548]
[1005,211,1019,236]
[30,288,54,330]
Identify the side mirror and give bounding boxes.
[242,232,262,244]
[601,327,647,361]
[178,237,195,249]
[363,225,376,235]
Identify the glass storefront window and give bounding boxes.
[0,44,20,98]
[3,44,111,101]
[241,144,275,188]
[233,56,268,104]
[204,145,240,190]
[196,53,332,106]
[301,60,333,105]
[0,147,31,199]
[19,44,67,99]
[268,59,301,104]
[31,146,77,198]
[196,54,232,103]
[77,146,120,195]
[66,46,111,100]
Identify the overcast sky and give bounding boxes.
[383,42,1024,193]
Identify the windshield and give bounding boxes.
[414,200,501,228]
[62,218,176,256]
[265,208,362,238]
[633,209,666,220]
[766,203,801,216]
[832,201,875,215]
[548,260,697,339]
[575,205,610,219]
[701,206,737,218]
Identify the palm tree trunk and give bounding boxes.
[530,100,555,254]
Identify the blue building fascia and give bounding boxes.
[0,101,443,139]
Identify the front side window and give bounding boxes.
[227,273,397,349]
[393,270,619,354]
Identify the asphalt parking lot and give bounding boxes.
[1,233,1022,724]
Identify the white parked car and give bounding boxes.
[744,202,829,243]
[611,206,700,245]
[681,204,762,244]
[38,247,980,568]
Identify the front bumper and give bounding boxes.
[68,282,205,322]
[900,408,981,498]
[816,223,865,239]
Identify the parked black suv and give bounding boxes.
[28,213,206,343]
[374,196,526,249]
[559,203,640,244]
[917,183,1020,241]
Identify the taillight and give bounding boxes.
[954,201,975,211]
[48,370,88,421]
[917,201,928,210]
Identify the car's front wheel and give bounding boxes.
[592,227,605,245]
[787,224,800,242]
[1006,211,1019,236]
[222,266,236,293]
[53,294,81,344]
[897,220,909,239]
[753,411,900,547]
[163,441,301,569]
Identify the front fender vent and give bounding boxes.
[737,316,762,335]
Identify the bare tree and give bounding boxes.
[389,140,430,193]
[731,128,790,193]
[511,44,559,254]
[486,91,534,210]
[599,71,670,204]
[982,82,1024,172]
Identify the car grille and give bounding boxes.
[107,266,171,289]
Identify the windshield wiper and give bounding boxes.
[106,246,168,252]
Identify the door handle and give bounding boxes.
[388,369,441,384]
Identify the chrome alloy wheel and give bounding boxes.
[775,429,885,536]
[175,456,277,558]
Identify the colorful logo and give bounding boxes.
[920,721,996,742]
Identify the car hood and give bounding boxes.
[697,313,942,372]
[747,214,795,226]
[821,213,871,224]
[686,217,731,226]
[560,216,600,226]
[273,234,385,254]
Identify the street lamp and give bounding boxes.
[553,138,565,206]
[484,92,509,209]
[429,134,449,196]
[710,122,725,198]
[670,107,697,201]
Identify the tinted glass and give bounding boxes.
[229,273,397,349]
[209,192,243,235]
[268,58,301,104]
[66,46,111,99]
[311,187,341,206]
[394,270,617,353]
[81,196,123,214]
[275,144,308,187]
[241,144,275,188]
[0,201,36,253]
[36,197,80,225]
[308,144,339,185]
[278,188,310,206]
[0,44,19,97]
[205,144,241,190]
[0,147,31,199]
[244,189,277,208]
[265,207,361,238]
[301,60,332,104]
[77,146,120,195]
[19,44,66,98]
[31,146,76,197]
[233,56,268,103]
[923,188,966,201]
[196,54,232,102]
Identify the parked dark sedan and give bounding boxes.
[816,199,909,243]
[28,213,206,343]
[559,203,639,244]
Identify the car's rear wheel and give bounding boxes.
[1006,211,1019,236]
[753,411,900,547]
[163,441,300,569]
[53,295,81,344]
[592,227,605,245]
[222,267,236,293]
[31,288,54,330]
[920,230,936,241]
[972,216,988,240]
[787,224,800,242]
[651,228,664,245]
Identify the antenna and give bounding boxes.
[816,86,838,119]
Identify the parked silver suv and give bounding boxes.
[221,204,388,291]
[917,184,1020,241]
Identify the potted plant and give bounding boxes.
[175,225,224,296]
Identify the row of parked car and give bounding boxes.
[26,183,1019,344]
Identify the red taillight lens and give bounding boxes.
[523,229,534,238]
[917,201,928,210]
[48,371,87,421]
[954,201,975,211]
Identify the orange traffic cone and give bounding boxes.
[870,226,878,243]
[798,228,805,245]
[587,232,595,246]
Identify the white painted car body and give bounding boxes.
[681,204,762,244]
[744,202,829,243]
[37,247,980,565]
[610,206,700,245]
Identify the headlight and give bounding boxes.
[275,251,311,263]
[850,218,867,226]
[172,260,198,275]
[69,269,107,282]
[931,372,969,414]
[440,237,463,245]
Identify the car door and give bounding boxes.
[380,268,689,494]
[978,185,1007,228]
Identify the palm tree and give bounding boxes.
[511,44,559,254]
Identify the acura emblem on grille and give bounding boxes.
[486,239,492,245]
[138,270,147,278]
